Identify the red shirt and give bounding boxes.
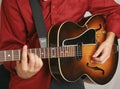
[0,0,120,89]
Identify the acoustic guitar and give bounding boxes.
[0,14,118,85]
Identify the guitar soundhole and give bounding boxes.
[86,63,105,75]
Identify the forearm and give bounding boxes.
[105,32,115,44]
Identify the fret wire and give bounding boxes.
[43,48,45,58]
[68,47,70,57]
[18,50,21,60]
[55,47,57,58]
[60,47,62,57]
[41,48,44,58]
[60,47,63,57]
[13,50,18,59]
[4,51,6,61]
[69,46,74,57]
[62,47,65,57]
[43,48,46,58]
[57,47,59,58]
[45,48,48,58]
[50,47,52,58]
[72,46,75,56]
[65,47,67,57]
[47,48,49,58]
[12,50,14,61]
[68,46,70,57]
[50,47,55,58]
[42,48,44,58]
[67,46,69,57]
[59,47,62,57]
[51,48,53,58]
[65,46,68,57]
[73,46,76,56]
[68,46,70,56]
[0,46,76,61]
[71,46,73,57]
[63,47,65,57]
[64,47,66,57]
[45,48,47,58]
[65,46,67,57]
[54,47,57,58]
[51,47,53,58]
[70,47,71,56]
[69,46,71,57]
[39,48,41,58]
[72,46,74,56]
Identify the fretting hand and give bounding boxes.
[15,45,43,79]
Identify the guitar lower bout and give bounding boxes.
[48,14,119,85]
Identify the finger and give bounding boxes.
[21,45,28,68]
[99,49,110,63]
[92,49,110,64]
[15,61,20,70]
[34,55,43,71]
[93,45,103,58]
[91,58,101,64]
[16,60,20,66]
[28,53,36,72]
[34,55,39,69]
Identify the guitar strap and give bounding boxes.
[29,0,47,48]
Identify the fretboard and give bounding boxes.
[0,46,76,62]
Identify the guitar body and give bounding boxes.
[48,14,118,85]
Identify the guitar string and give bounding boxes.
[0,44,118,60]
[0,51,117,60]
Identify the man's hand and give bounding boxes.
[15,45,43,79]
[92,32,115,64]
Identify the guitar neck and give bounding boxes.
[0,44,117,62]
[0,46,76,62]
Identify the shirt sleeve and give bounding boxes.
[0,0,26,72]
[88,0,120,38]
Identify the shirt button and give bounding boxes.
[52,5,55,9]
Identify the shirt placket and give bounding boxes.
[51,0,57,25]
